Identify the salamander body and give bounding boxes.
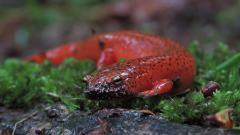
[28,31,196,99]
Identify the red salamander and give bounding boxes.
[28,31,196,99]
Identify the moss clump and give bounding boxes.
[0,58,96,110]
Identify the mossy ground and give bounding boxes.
[0,42,240,127]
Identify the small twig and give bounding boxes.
[73,83,82,89]
[47,92,61,99]
[12,111,38,135]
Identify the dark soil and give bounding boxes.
[1,105,239,135]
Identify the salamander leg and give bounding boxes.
[97,49,118,69]
[138,79,173,97]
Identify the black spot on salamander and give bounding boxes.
[90,27,96,35]
[173,77,181,89]
[98,40,105,50]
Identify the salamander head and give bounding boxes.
[83,69,131,99]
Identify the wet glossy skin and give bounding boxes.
[28,31,196,99]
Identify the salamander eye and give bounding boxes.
[112,76,122,85]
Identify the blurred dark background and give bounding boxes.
[0,0,239,61]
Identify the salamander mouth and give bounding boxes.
[84,82,131,100]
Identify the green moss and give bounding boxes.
[119,57,127,63]
[0,58,96,110]
[0,42,240,125]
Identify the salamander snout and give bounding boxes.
[83,73,130,99]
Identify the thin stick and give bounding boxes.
[12,111,38,135]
